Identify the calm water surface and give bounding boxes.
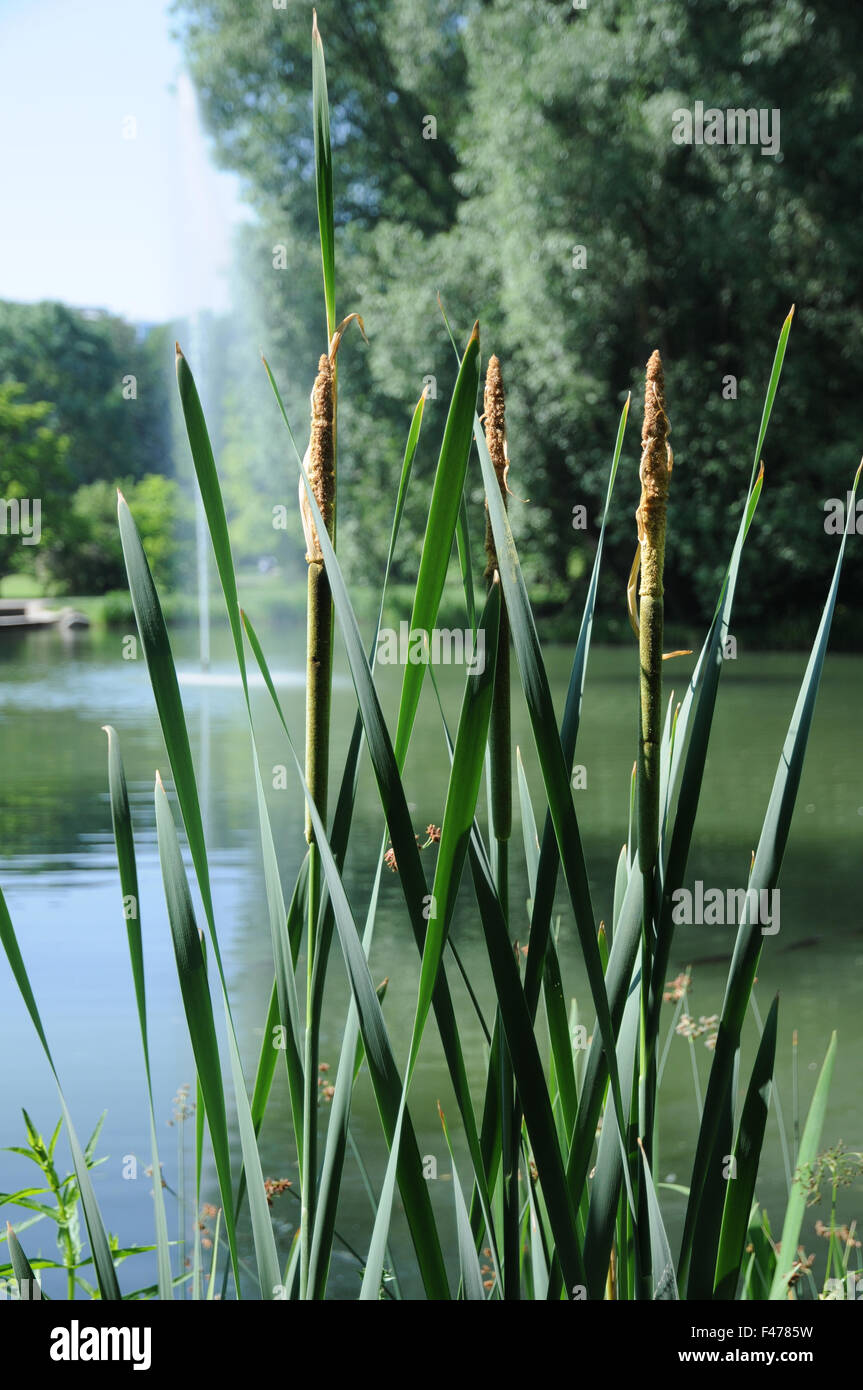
[1,617,860,1297]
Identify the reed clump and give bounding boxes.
[0,19,853,1309]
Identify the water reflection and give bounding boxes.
[0,621,860,1297]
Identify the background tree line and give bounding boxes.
[1,0,859,645]
[178,0,863,644]
[0,301,193,592]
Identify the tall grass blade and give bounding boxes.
[714,994,779,1299]
[175,347,306,1163]
[6,1222,46,1299]
[426,653,586,1291]
[465,826,586,1292]
[638,1139,679,1299]
[242,572,450,1295]
[360,583,501,1298]
[270,365,501,1278]
[269,714,450,1298]
[582,973,640,1296]
[103,725,172,1300]
[474,396,634,1216]
[153,775,242,1292]
[558,314,793,1302]
[393,323,479,763]
[120,487,282,1297]
[311,11,335,339]
[651,303,794,1022]
[680,462,860,1293]
[438,1105,486,1301]
[768,1032,837,1300]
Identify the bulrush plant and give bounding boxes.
[296,308,366,1296]
[1,16,861,1302]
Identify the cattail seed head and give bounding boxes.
[636,350,675,878]
[636,349,673,599]
[301,352,335,563]
[482,354,512,844]
[483,354,510,578]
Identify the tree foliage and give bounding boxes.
[0,381,70,582]
[174,0,862,638]
[0,301,174,489]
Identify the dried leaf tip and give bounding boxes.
[328,312,367,361]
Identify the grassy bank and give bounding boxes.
[3,570,857,651]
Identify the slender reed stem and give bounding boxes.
[483,356,520,1296]
[300,350,336,1298]
[635,350,673,1295]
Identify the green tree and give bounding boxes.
[176,0,863,639]
[0,301,174,489]
[0,381,71,584]
[37,476,196,595]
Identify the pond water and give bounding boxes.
[0,615,860,1298]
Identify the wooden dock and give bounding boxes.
[0,599,89,630]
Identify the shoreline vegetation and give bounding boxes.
[1,573,858,653]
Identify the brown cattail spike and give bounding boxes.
[302,351,335,844]
[483,355,512,846]
[301,353,335,562]
[635,350,673,599]
[636,349,674,883]
[483,354,510,578]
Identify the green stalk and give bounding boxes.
[45,1155,78,1300]
[300,351,336,1297]
[177,1104,185,1287]
[484,356,512,848]
[636,348,673,902]
[635,350,674,1295]
[302,13,338,1299]
[483,355,518,1295]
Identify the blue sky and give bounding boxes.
[0,0,248,322]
